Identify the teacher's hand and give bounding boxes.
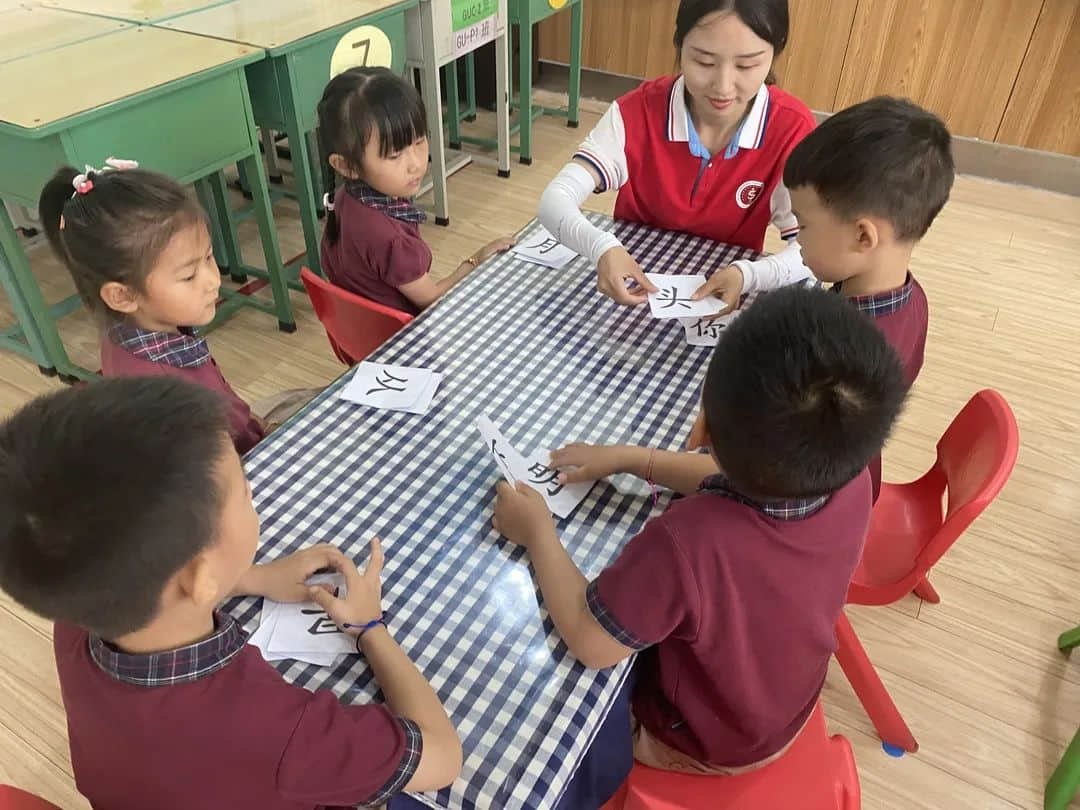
[597,247,657,306]
[691,265,744,317]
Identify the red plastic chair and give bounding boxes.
[299,267,413,366]
[0,786,63,810]
[600,701,859,810]
[835,389,1019,753]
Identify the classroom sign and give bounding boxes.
[451,0,501,59]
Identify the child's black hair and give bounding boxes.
[703,285,907,499]
[675,0,789,78]
[38,166,207,317]
[317,67,428,245]
[0,377,230,640]
[783,96,955,241]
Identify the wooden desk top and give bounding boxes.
[38,0,226,23]
[0,25,259,130]
[160,0,412,51]
[0,5,129,63]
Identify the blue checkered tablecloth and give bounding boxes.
[232,214,756,810]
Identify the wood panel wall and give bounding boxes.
[536,0,1080,156]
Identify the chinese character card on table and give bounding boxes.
[511,225,579,269]
[248,574,354,666]
[476,416,594,518]
[644,273,725,320]
[340,362,442,415]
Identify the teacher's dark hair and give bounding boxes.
[675,0,789,82]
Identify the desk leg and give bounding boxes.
[418,1,450,226]
[241,151,295,332]
[495,28,512,178]
[196,178,243,283]
[0,205,75,378]
[275,56,324,275]
[567,1,583,128]
[446,63,462,150]
[262,128,283,184]
[206,173,245,274]
[516,16,533,165]
[464,52,478,121]
[0,231,54,375]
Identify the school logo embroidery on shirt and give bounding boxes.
[736,180,764,209]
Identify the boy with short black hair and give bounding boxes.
[0,377,461,810]
[495,286,907,773]
[782,95,952,384]
[778,95,952,496]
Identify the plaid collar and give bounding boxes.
[834,273,914,318]
[699,474,829,521]
[109,323,210,369]
[89,611,246,688]
[345,179,426,224]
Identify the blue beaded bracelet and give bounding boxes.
[345,616,386,639]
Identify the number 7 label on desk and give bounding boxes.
[477,416,595,518]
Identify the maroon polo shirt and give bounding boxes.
[587,472,871,767]
[841,274,929,499]
[53,617,421,809]
[320,188,431,317]
[100,326,264,455]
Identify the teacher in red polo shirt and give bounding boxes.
[539,0,814,307]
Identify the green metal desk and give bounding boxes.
[0,25,294,380]
[160,0,417,280]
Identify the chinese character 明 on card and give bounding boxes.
[477,417,596,518]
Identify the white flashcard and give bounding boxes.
[477,415,529,486]
[341,362,441,414]
[522,448,595,519]
[266,574,356,658]
[645,273,725,320]
[402,370,442,415]
[511,226,579,269]
[477,416,595,518]
[247,598,342,667]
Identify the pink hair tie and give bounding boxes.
[71,171,94,195]
[69,157,139,197]
[105,157,139,171]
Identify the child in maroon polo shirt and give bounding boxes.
[317,68,514,316]
[38,163,265,454]
[0,378,462,810]
[698,96,955,498]
[494,287,907,774]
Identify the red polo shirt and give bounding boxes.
[575,76,814,253]
[100,326,264,455]
[321,188,431,317]
[587,472,871,767]
[841,274,929,499]
[53,617,421,809]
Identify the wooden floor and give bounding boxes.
[2,101,1079,810]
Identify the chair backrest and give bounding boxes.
[619,701,860,810]
[0,786,64,810]
[918,389,1019,571]
[299,267,413,366]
